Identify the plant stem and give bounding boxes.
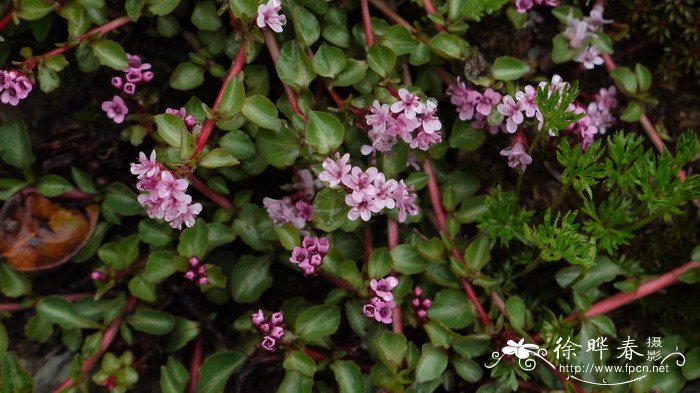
[0,11,13,30]
[515,130,545,200]
[422,0,446,32]
[367,0,415,32]
[193,41,248,156]
[0,292,93,312]
[387,218,403,333]
[360,0,375,46]
[187,336,203,393]
[632,212,659,230]
[550,184,569,212]
[51,297,139,393]
[262,30,307,122]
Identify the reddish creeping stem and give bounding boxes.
[193,41,248,156]
[387,219,403,333]
[423,0,446,32]
[261,30,307,121]
[52,297,139,393]
[360,0,374,46]
[187,336,203,393]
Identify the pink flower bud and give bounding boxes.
[111,77,123,89]
[261,336,277,351]
[90,271,107,281]
[189,257,199,267]
[251,309,265,326]
[197,266,206,275]
[142,71,155,82]
[269,312,284,325]
[184,271,195,280]
[413,286,423,297]
[411,298,421,308]
[270,326,284,339]
[125,69,143,83]
[123,82,136,95]
[197,277,208,285]
[417,309,427,318]
[422,299,432,308]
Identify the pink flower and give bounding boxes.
[126,69,143,83]
[584,4,612,32]
[319,152,351,187]
[157,170,189,200]
[269,311,284,326]
[564,17,591,48]
[596,86,617,112]
[261,336,277,351]
[372,174,398,210]
[251,310,265,326]
[269,326,285,339]
[102,96,128,124]
[125,54,151,72]
[447,78,481,121]
[497,95,525,133]
[476,89,501,116]
[184,257,208,284]
[362,302,377,318]
[374,299,396,324]
[515,0,534,13]
[342,166,379,202]
[409,130,442,151]
[366,100,393,134]
[515,85,538,118]
[345,193,377,221]
[0,70,32,106]
[263,197,307,229]
[391,180,419,223]
[390,88,424,119]
[500,136,532,172]
[575,46,604,69]
[370,276,399,301]
[289,247,309,265]
[566,104,598,150]
[256,0,286,33]
[112,77,123,89]
[130,150,160,179]
[420,98,442,134]
[294,201,314,222]
[123,83,136,95]
[387,113,420,143]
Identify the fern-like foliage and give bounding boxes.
[524,209,597,267]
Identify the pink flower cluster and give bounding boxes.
[447,80,504,134]
[515,0,558,13]
[362,276,399,324]
[111,54,154,96]
[0,70,32,106]
[90,270,108,281]
[130,150,202,230]
[319,153,419,223]
[410,287,432,322]
[251,310,285,352]
[564,103,598,150]
[263,197,314,229]
[363,88,442,154]
[500,132,532,172]
[256,0,286,33]
[166,107,199,133]
[564,5,612,69]
[586,86,617,135]
[289,236,329,275]
[102,96,128,124]
[184,257,208,285]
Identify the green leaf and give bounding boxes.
[276,42,316,92]
[551,33,575,63]
[453,357,482,382]
[37,65,60,92]
[505,295,526,330]
[610,66,637,95]
[200,148,240,168]
[415,343,448,383]
[682,348,700,380]
[154,114,186,147]
[191,1,222,31]
[449,122,485,152]
[368,247,393,279]
[390,244,429,275]
[143,251,178,283]
[0,119,35,169]
[37,296,102,329]
[635,63,652,93]
[125,0,145,21]
[312,188,348,231]
[256,128,299,167]
[230,255,273,303]
[0,264,31,298]
[332,59,368,87]
[147,0,181,15]
[313,44,346,78]
[0,353,34,392]
[139,219,175,247]
[160,357,189,393]
[427,288,475,329]
[294,305,340,341]
[37,175,72,197]
[293,6,320,47]
[620,101,644,123]
[218,76,245,118]
[283,351,316,378]
[491,56,530,81]
[331,360,363,393]
[219,130,255,159]
[428,32,467,60]
[92,40,128,70]
[178,219,209,258]
[195,351,247,393]
[165,317,200,352]
[378,25,418,55]
[170,61,205,91]
[126,307,175,334]
[104,182,142,216]
[367,44,396,78]
[305,111,345,154]
[242,95,281,131]
[129,275,157,302]
[274,224,299,251]
[16,0,56,21]
[376,331,407,368]
[277,370,313,393]
[463,233,491,272]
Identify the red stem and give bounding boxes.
[27,16,132,70]
[0,292,93,312]
[187,174,234,210]
[424,157,492,326]
[262,30,307,122]
[387,219,403,333]
[360,0,374,46]
[303,347,329,361]
[363,225,373,266]
[0,11,13,30]
[52,297,138,392]
[193,41,248,156]
[187,336,203,393]
[422,0,446,32]
[319,273,354,292]
[367,0,415,32]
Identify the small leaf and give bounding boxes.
[242,95,281,130]
[195,351,247,393]
[294,305,340,341]
[126,307,175,334]
[610,67,638,95]
[367,44,396,78]
[305,111,345,154]
[92,40,129,70]
[464,233,491,272]
[170,61,205,90]
[634,63,652,93]
[0,119,35,169]
[390,244,429,275]
[154,114,186,148]
[160,357,189,393]
[505,295,526,330]
[491,56,530,81]
[36,175,73,197]
[218,76,245,118]
[200,148,240,168]
[427,288,475,329]
[283,351,316,378]
[331,360,363,393]
[191,1,222,31]
[230,255,273,303]
[313,44,346,78]
[415,343,448,383]
[368,247,392,279]
[37,296,102,329]
[177,219,209,258]
[620,101,643,123]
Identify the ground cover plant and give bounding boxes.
[0,0,698,391]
